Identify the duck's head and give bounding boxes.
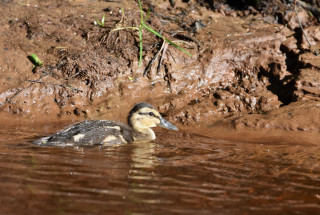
[128,102,178,140]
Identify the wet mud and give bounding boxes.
[0,0,319,135]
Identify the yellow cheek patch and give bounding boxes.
[140,118,160,127]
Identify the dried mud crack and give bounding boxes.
[0,0,319,133]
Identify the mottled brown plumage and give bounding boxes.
[34,102,178,147]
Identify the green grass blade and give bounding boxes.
[145,8,151,21]
[139,29,143,66]
[27,54,43,66]
[101,14,105,26]
[95,17,101,26]
[143,23,192,57]
[165,38,192,56]
[138,0,144,24]
[95,14,105,27]
[142,23,163,38]
[112,0,192,66]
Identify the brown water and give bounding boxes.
[0,121,320,215]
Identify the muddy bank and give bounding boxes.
[0,0,319,134]
[232,100,320,132]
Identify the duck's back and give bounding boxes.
[34,120,135,147]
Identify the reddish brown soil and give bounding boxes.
[0,0,319,138]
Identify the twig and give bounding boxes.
[27,80,82,93]
[143,40,167,77]
[167,49,176,63]
[0,73,48,107]
[274,24,288,34]
[157,41,169,74]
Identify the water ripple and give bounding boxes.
[0,127,319,214]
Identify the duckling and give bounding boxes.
[33,102,178,147]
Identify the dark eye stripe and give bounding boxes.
[138,112,159,118]
[138,112,149,115]
[148,112,155,117]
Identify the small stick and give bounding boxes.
[157,42,169,74]
[143,40,166,77]
[27,80,82,93]
[0,73,48,107]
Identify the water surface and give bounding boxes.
[0,123,319,214]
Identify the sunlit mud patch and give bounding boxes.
[233,100,320,132]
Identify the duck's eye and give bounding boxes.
[148,112,156,117]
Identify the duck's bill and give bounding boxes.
[159,117,178,131]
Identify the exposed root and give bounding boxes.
[143,40,167,77]
[0,73,48,107]
[26,80,82,93]
[157,41,169,74]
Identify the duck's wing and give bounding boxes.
[33,120,135,147]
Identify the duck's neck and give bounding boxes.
[133,126,156,141]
